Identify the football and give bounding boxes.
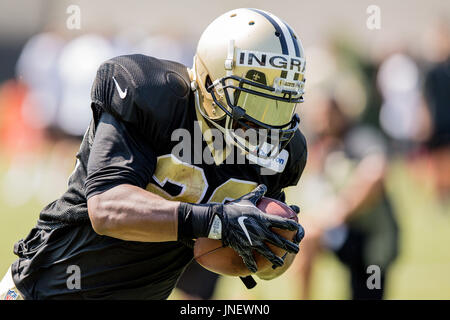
[194,197,298,277]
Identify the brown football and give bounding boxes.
[194,197,298,277]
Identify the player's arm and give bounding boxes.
[89,183,302,272]
[88,184,180,242]
[88,183,301,272]
[84,112,180,242]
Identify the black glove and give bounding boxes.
[289,205,300,214]
[178,184,302,273]
[289,204,304,244]
[271,204,304,269]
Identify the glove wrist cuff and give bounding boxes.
[207,214,222,240]
[177,202,216,240]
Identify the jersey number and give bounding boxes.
[146,154,257,203]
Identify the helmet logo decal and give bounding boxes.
[245,70,267,85]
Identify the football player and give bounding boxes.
[0,8,307,299]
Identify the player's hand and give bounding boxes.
[289,205,300,214]
[288,204,305,245]
[270,204,304,270]
[210,184,301,273]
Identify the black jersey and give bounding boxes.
[11,54,307,300]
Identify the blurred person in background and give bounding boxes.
[421,22,450,199]
[400,21,450,201]
[0,32,63,208]
[0,32,115,208]
[288,94,398,300]
[377,51,422,151]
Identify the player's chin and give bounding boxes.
[255,252,297,280]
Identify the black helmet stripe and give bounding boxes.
[285,24,301,81]
[248,8,289,56]
[286,24,300,57]
[249,8,300,80]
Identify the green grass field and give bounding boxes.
[1,157,449,299]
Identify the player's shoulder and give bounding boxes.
[286,128,307,165]
[264,129,307,191]
[91,54,192,135]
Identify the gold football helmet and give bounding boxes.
[192,8,306,158]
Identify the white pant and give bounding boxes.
[0,266,24,300]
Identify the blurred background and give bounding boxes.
[0,0,449,299]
